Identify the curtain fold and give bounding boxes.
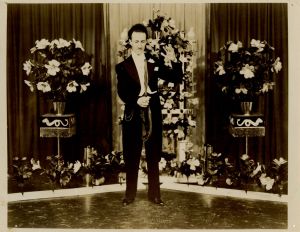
[7,4,112,168]
[206,3,288,164]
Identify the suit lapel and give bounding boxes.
[146,61,156,91]
[124,56,140,87]
[146,61,154,80]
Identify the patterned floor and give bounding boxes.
[8,189,287,229]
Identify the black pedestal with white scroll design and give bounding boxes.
[229,114,265,155]
[40,114,76,156]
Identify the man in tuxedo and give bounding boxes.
[116,23,182,206]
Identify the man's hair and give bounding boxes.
[128,23,148,40]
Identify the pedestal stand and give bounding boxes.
[40,114,76,156]
[229,114,265,155]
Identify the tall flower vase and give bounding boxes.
[53,101,66,115]
[240,102,253,115]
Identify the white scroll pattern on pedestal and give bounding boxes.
[236,118,263,127]
[42,118,69,127]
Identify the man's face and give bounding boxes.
[130,31,147,56]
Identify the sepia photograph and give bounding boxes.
[0,0,299,231]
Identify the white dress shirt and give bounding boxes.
[132,52,157,97]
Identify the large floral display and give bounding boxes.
[11,145,287,196]
[213,39,282,102]
[23,38,92,101]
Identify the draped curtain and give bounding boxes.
[108,3,207,152]
[7,4,112,168]
[206,3,288,164]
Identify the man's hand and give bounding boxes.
[137,96,151,108]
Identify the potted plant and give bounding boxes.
[11,157,34,194]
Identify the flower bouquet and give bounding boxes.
[144,12,193,73]
[104,150,125,184]
[41,155,78,190]
[80,147,125,186]
[176,155,201,183]
[23,38,92,101]
[259,157,287,195]
[238,154,263,192]
[118,11,194,75]
[213,39,282,102]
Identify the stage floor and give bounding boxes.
[8,189,287,229]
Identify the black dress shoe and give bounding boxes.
[149,198,165,206]
[122,198,134,206]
